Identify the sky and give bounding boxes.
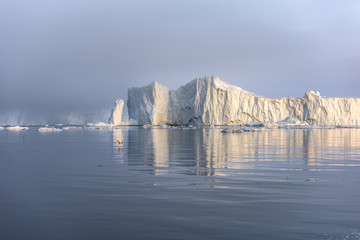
[1,0,360,123]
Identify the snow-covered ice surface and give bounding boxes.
[38,127,63,132]
[127,76,360,126]
[7,126,29,131]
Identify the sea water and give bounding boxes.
[0,127,360,240]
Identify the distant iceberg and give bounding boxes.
[7,126,29,131]
[86,122,113,129]
[124,76,360,126]
[38,127,63,132]
[63,126,83,130]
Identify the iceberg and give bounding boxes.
[126,76,360,126]
[38,127,63,132]
[109,99,124,126]
[62,126,83,130]
[86,122,113,128]
[276,116,309,128]
[0,126,4,131]
[7,126,29,131]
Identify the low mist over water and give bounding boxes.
[1,127,360,240]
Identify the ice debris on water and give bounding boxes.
[62,126,83,130]
[220,117,333,133]
[7,126,29,131]
[276,117,309,128]
[221,128,244,133]
[86,122,114,129]
[38,127,63,132]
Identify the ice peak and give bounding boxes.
[190,76,242,91]
[304,90,321,99]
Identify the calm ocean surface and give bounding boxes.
[0,127,360,240]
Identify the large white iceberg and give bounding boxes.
[126,76,360,126]
[108,99,124,126]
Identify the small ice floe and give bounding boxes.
[221,128,244,133]
[143,124,152,128]
[62,126,83,130]
[263,122,279,128]
[241,127,263,132]
[277,117,309,128]
[244,122,264,128]
[86,122,113,129]
[335,125,359,128]
[38,127,63,132]
[160,124,169,129]
[87,122,112,127]
[7,126,29,131]
[177,125,196,130]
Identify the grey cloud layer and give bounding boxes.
[1,0,360,116]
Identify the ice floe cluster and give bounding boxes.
[37,127,63,132]
[220,117,336,133]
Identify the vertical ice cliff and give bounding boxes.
[128,81,170,125]
[109,99,124,125]
[127,76,360,126]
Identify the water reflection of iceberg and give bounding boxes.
[115,127,360,176]
[113,128,125,163]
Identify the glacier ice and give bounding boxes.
[7,126,29,131]
[109,99,124,126]
[126,76,360,126]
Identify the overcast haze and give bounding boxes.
[1,0,360,124]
